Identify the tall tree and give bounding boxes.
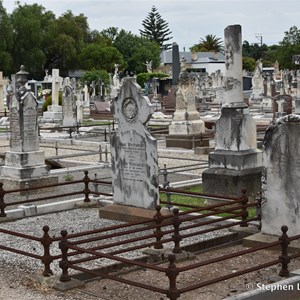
[114,29,161,75]
[43,10,90,75]
[277,26,300,69]
[79,43,124,72]
[11,3,55,78]
[190,34,223,53]
[140,6,173,51]
[0,0,13,75]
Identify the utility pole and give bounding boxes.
[255,33,263,62]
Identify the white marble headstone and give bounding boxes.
[110,78,158,209]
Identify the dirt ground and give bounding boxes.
[2,243,300,300]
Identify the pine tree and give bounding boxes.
[140,6,173,51]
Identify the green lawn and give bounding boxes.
[159,185,257,219]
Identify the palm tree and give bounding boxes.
[190,34,223,53]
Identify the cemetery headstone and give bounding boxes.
[42,69,63,122]
[110,77,158,209]
[0,66,57,189]
[295,70,300,114]
[62,84,77,127]
[166,57,205,149]
[172,42,180,86]
[202,25,263,198]
[261,114,300,236]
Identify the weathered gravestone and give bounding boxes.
[166,57,206,149]
[111,77,158,208]
[62,84,77,127]
[295,70,300,114]
[202,25,263,198]
[0,72,9,112]
[261,114,300,236]
[0,66,57,189]
[99,78,159,221]
[42,69,63,122]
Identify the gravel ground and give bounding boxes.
[1,132,293,300]
[0,207,236,300]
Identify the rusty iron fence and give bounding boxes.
[0,177,298,299]
[0,171,112,217]
[55,208,298,300]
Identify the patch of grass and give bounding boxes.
[159,185,257,219]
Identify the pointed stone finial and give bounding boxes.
[16,65,29,89]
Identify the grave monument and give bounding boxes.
[166,57,206,149]
[295,70,300,114]
[99,78,160,221]
[261,114,300,236]
[42,69,63,123]
[62,84,77,127]
[202,25,263,198]
[0,66,58,189]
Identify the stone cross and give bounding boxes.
[51,69,60,106]
[110,77,158,209]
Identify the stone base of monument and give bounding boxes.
[243,232,300,251]
[202,167,263,199]
[0,176,59,194]
[208,149,263,170]
[99,204,172,223]
[43,105,63,123]
[166,134,209,149]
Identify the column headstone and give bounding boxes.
[172,42,180,86]
[202,25,263,198]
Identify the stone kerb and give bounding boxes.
[110,77,159,209]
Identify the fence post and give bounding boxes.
[162,164,172,210]
[0,182,7,217]
[154,205,164,249]
[93,173,99,197]
[240,188,249,227]
[59,230,71,282]
[165,254,180,300]
[255,192,262,231]
[104,128,107,142]
[104,145,108,162]
[55,141,58,156]
[279,225,290,277]
[83,171,91,202]
[41,225,54,276]
[172,208,182,254]
[99,145,102,162]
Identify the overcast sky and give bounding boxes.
[3,0,300,51]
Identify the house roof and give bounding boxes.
[160,51,225,65]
